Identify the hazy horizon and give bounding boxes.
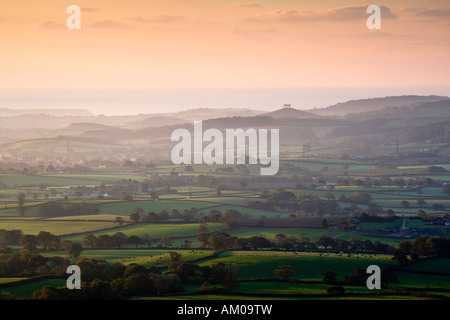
[1,1,449,117]
[1,86,449,116]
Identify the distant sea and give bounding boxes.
[1,86,449,116]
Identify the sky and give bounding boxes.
[0,0,449,115]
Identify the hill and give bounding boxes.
[124,116,188,129]
[161,107,265,121]
[264,107,323,119]
[309,95,449,117]
[344,99,450,122]
[0,108,94,117]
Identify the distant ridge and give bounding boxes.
[160,107,265,121]
[0,108,94,117]
[308,95,449,117]
[124,116,188,129]
[265,107,323,119]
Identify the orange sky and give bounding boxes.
[0,1,449,113]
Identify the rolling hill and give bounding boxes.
[264,107,323,119]
[124,116,188,129]
[0,108,94,117]
[309,95,449,117]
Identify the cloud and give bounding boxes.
[246,6,397,23]
[228,3,263,9]
[40,21,65,30]
[415,8,450,18]
[81,7,100,12]
[128,15,186,24]
[89,20,127,28]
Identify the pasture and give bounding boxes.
[0,157,448,300]
[196,251,394,281]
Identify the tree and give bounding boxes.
[322,269,338,283]
[157,209,169,220]
[386,209,395,217]
[238,180,248,191]
[114,217,125,227]
[160,237,172,248]
[215,184,227,195]
[273,264,295,281]
[316,236,335,250]
[417,209,426,217]
[16,205,28,217]
[197,232,210,248]
[37,231,61,251]
[16,192,27,217]
[49,189,57,197]
[168,251,184,272]
[392,249,409,265]
[324,193,335,201]
[212,262,240,292]
[248,236,272,250]
[142,233,153,248]
[381,269,399,288]
[21,234,37,251]
[111,232,127,248]
[130,212,142,224]
[198,224,209,234]
[67,243,83,259]
[401,200,410,209]
[83,234,97,248]
[171,209,181,219]
[181,240,192,249]
[209,233,228,251]
[139,182,149,193]
[327,286,345,295]
[123,274,154,296]
[416,199,427,208]
[127,235,142,248]
[17,192,26,206]
[87,279,113,300]
[124,263,148,278]
[148,191,159,201]
[96,234,112,248]
[32,286,62,300]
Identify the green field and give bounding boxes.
[65,222,228,243]
[0,218,116,235]
[41,249,215,268]
[0,278,67,299]
[98,200,219,215]
[0,157,448,301]
[196,251,395,281]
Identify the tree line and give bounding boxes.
[392,236,450,265]
[23,252,239,300]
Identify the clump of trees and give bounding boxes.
[392,236,450,265]
[83,232,141,249]
[1,230,85,259]
[29,253,240,300]
[343,267,398,289]
[30,258,183,300]
[0,230,23,246]
[0,252,70,277]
